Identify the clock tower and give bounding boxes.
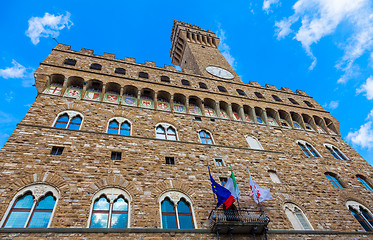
[170,20,243,83]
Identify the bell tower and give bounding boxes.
[170,20,242,83]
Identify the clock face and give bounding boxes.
[205,66,234,79]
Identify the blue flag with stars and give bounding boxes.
[208,166,232,208]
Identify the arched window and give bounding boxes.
[156,124,178,141]
[160,76,170,83]
[1,184,58,228]
[268,170,281,183]
[159,191,196,229]
[218,86,227,92]
[53,111,83,130]
[297,141,320,157]
[324,144,348,160]
[254,92,265,99]
[89,188,131,228]
[199,82,207,89]
[90,63,102,70]
[283,203,313,230]
[289,98,299,105]
[139,72,149,79]
[107,118,131,136]
[325,173,344,189]
[181,79,190,86]
[246,136,264,150]
[357,175,373,191]
[272,95,282,102]
[115,68,126,75]
[64,58,76,66]
[236,89,246,96]
[304,101,314,108]
[347,201,373,232]
[199,130,213,144]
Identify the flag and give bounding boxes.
[208,166,235,209]
[224,165,240,200]
[248,169,273,204]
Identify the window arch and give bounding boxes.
[246,136,264,150]
[254,92,265,99]
[1,184,59,228]
[297,140,320,157]
[107,117,131,136]
[64,58,76,66]
[159,191,196,229]
[181,79,190,86]
[325,172,344,189]
[218,86,227,92]
[88,188,131,228]
[53,111,83,130]
[198,130,214,144]
[115,67,126,75]
[160,76,170,83]
[283,203,313,230]
[347,201,373,232]
[324,144,348,160]
[90,63,102,70]
[236,89,246,96]
[199,82,207,89]
[156,123,178,141]
[356,175,373,191]
[139,72,149,79]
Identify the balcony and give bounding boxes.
[208,209,270,235]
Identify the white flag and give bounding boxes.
[248,169,273,204]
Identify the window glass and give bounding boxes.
[325,173,343,189]
[357,176,373,191]
[166,127,177,140]
[349,207,373,232]
[110,197,128,229]
[68,116,82,130]
[246,136,263,150]
[256,116,263,124]
[177,200,193,229]
[120,122,131,136]
[108,120,119,134]
[199,130,213,144]
[295,209,311,230]
[3,193,34,228]
[161,199,177,229]
[90,196,110,228]
[55,114,69,128]
[156,126,166,139]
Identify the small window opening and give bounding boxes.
[165,157,175,165]
[215,158,224,167]
[181,79,190,86]
[90,63,102,70]
[51,146,64,155]
[218,86,227,92]
[194,116,202,121]
[289,98,299,105]
[219,177,228,186]
[161,76,170,83]
[199,82,207,89]
[139,72,149,79]
[111,151,122,161]
[304,101,314,108]
[272,95,282,102]
[64,59,76,66]
[115,68,126,75]
[255,92,265,99]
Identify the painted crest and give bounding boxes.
[123,96,137,106]
[140,99,154,109]
[84,91,101,101]
[316,125,326,133]
[44,86,62,95]
[189,105,201,115]
[220,110,229,119]
[268,117,278,126]
[157,102,170,111]
[204,108,217,117]
[64,88,81,99]
[104,94,119,104]
[173,104,186,113]
[245,114,252,122]
[233,113,241,121]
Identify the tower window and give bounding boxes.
[289,98,299,105]
[357,175,373,191]
[199,82,207,89]
[64,59,76,66]
[304,101,314,108]
[50,146,64,155]
[325,173,344,189]
[139,72,149,79]
[199,130,213,144]
[161,76,170,83]
[214,158,224,167]
[324,144,348,160]
[115,68,126,75]
[272,95,282,102]
[165,157,175,165]
[156,124,178,141]
[254,92,265,99]
[218,86,227,92]
[236,89,246,96]
[181,79,190,86]
[90,63,102,71]
[297,141,320,157]
[111,151,122,161]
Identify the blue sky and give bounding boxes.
[0,1,372,165]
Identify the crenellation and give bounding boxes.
[249,81,261,87]
[265,84,278,90]
[164,64,175,71]
[144,60,156,67]
[125,56,136,63]
[103,52,115,59]
[281,87,294,93]
[80,48,94,55]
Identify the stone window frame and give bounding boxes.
[198,129,215,145]
[158,191,197,229]
[0,184,60,228]
[356,175,373,191]
[325,172,344,189]
[324,143,348,160]
[214,158,225,167]
[245,135,264,150]
[346,200,373,231]
[296,140,321,158]
[87,188,132,228]
[52,110,84,130]
[283,202,313,230]
[106,117,133,136]
[155,123,179,141]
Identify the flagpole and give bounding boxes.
[208,163,217,208]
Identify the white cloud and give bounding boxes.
[263,0,279,13]
[273,0,373,80]
[324,100,339,110]
[347,109,373,149]
[216,26,236,69]
[0,60,26,79]
[357,76,373,100]
[26,12,73,45]
[5,92,13,102]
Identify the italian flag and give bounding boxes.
[224,165,241,203]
